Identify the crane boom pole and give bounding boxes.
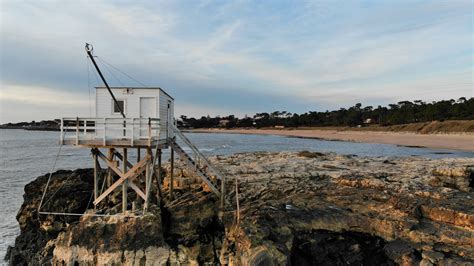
[85,43,125,118]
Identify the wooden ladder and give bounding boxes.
[169,125,225,204]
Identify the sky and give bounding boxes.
[0,0,472,123]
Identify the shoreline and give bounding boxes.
[187,128,474,152]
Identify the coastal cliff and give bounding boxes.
[6,151,474,265]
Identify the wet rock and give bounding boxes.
[430,166,473,192]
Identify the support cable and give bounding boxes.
[38,211,141,218]
[85,164,107,211]
[40,169,75,210]
[90,60,102,88]
[38,131,65,212]
[38,131,86,213]
[97,57,125,86]
[98,56,148,87]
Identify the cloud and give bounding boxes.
[303,70,473,108]
[0,84,89,106]
[0,83,93,123]
[0,0,472,123]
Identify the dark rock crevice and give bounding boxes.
[161,193,226,264]
[469,168,474,188]
[289,230,396,266]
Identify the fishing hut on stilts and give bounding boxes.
[43,44,225,216]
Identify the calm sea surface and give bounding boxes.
[1,129,473,259]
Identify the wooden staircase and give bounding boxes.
[169,125,225,202]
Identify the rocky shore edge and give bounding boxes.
[6,151,474,265]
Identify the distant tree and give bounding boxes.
[180,97,473,129]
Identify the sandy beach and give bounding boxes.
[189,128,474,152]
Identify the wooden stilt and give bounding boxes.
[155,149,162,204]
[107,148,114,188]
[220,176,225,209]
[93,151,150,206]
[170,147,174,201]
[122,148,128,213]
[113,150,133,169]
[93,152,99,201]
[157,149,162,188]
[136,147,141,206]
[144,148,152,211]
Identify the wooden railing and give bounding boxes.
[171,124,224,181]
[61,117,160,146]
[170,124,227,207]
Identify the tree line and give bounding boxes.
[178,97,474,129]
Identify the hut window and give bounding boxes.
[113,100,125,114]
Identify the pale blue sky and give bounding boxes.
[0,0,472,123]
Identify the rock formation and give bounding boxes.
[6,151,474,265]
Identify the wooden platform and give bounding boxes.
[60,117,172,148]
[61,138,169,148]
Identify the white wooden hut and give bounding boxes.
[95,87,173,126]
[95,86,174,144]
[61,87,175,147]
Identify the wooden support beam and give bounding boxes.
[96,151,127,182]
[122,148,128,213]
[129,181,146,201]
[114,149,146,203]
[170,147,174,201]
[157,150,162,189]
[93,152,150,206]
[137,147,142,206]
[220,176,225,209]
[93,151,99,201]
[155,149,163,204]
[144,148,152,211]
[113,150,134,169]
[107,148,114,188]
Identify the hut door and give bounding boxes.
[139,97,156,138]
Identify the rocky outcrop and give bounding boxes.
[6,151,474,265]
[215,151,473,265]
[6,169,94,265]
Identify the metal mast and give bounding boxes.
[85,43,125,118]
